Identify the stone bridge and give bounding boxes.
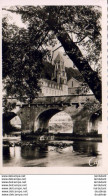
[3,94,101,134]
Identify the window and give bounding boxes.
[72,81,73,87]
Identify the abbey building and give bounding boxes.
[39,52,92,96]
[39,53,68,96]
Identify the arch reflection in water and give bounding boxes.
[3,146,22,166]
[73,141,100,156]
[21,146,48,160]
[3,146,10,160]
[3,141,102,167]
[10,147,21,159]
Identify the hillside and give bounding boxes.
[41,61,84,82]
[65,67,84,82]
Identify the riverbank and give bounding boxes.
[20,132,102,142]
[54,133,102,142]
[3,131,102,149]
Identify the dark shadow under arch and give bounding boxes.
[3,112,21,135]
[88,109,102,133]
[38,109,61,122]
[3,112,17,122]
[90,109,102,122]
[35,109,61,130]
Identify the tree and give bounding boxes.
[2,6,102,102]
[2,17,49,103]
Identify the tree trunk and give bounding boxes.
[47,15,102,103]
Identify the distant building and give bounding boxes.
[39,52,93,96]
[68,77,93,95]
[67,77,82,95]
[39,53,68,96]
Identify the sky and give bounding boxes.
[2,9,27,28]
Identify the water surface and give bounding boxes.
[3,140,102,167]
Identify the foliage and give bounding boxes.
[11,6,101,68]
[75,82,90,94]
[40,61,54,80]
[2,6,102,103]
[3,97,16,113]
[2,17,47,103]
[65,67,83,82]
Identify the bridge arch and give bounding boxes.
[34,108,73,133]
[3,112,17,122]
[34,108,61,131]
[88,110,102,134]
[3,112,22,135]
[10,115,21,129]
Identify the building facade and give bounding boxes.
[39,53,68,96]
[68,77,93,95]
[39,53,93,97]
[67,77,82,95]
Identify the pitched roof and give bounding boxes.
[54,52,64,63]
[67,77,82,84]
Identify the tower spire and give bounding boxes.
[53,53,67,84]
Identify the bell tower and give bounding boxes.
[53,53,67,84]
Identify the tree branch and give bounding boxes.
[65,29,81,35]
[46,13,102,102]
[36,30,49,50]
[51,45,62,62]
[74,35,87,43]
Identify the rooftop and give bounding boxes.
[54,52,64,63]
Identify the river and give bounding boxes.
[3,139,102,167]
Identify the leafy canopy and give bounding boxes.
[2,6,102,103]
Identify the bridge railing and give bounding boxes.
[2,94,96,108]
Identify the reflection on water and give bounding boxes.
[73,141,99,156]
[21,146,48,160]
[3,141,102,167]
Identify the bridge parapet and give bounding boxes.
[33,94,96,103]
[3,94,96,108]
